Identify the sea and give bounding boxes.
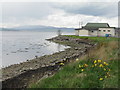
[0,30,74,68]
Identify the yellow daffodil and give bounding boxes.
[106,63,108,65]
[94,64,97,66]
[104,68,106,71]
[94,60,97,64]
[99,78,103,80]
[107,74,110,77]
[108,69,111,71]
[92,65,94,67]
[105,76,107,78]
[99,64,103,67]
[84,64,88,67]
[106,72,109,75]
[76,58,79,61]
[103,62,107,64]
[79,65,82,68]
[103,62,108,65]
[98,60,102,63]
[81,69,84,71]
[60,62,64,65]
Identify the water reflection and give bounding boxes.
[1,31,73,67]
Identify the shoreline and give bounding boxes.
[2,35,97,88]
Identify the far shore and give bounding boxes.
[2,35,96,88]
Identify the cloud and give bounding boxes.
[5,10,116,28]
[1,0,120,2]
[1,1,118,28]
[51,2,118,18]
[2,2,56,22]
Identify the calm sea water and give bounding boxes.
[0,30,74,68]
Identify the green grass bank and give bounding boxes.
[30,36,119,88]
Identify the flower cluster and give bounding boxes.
[78,63,88,72]
[93,60,111,80]
[78,59,111,81]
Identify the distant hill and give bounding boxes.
[0,28,18,31]
[0,25,75,32]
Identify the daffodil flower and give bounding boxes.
[98,60,102,63]
[81,69,84,71]
[103,62,107,64]
[94,60,97,64]
[106,63,108,65]
[108,74,110,76]
[84,64,88,67]
[104,68,106,71]
[94,64,97,66]
[76,58,79,61]
[106,72,109,75]
[60,63,64,65]
[105,76,107,78]
[99,78,103,80]
[103,62,108,65]
[79,65,82,68]
[99,64,103,67]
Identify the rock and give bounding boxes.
[50,63,55,66]
[29,68,32,70]
[25,48,29,50]
[41,65,45,67]
[35,55,38,59]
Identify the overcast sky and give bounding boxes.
[1,0,119,28]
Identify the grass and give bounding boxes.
[29,36,119,88]
[64,35,118,43]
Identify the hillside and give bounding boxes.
[30,36,119,88]
[0,25,74,32]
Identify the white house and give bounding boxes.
[75,23,117,37]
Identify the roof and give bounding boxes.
[83,23,110,30]
[75,28,87,30]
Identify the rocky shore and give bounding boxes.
[1,35,97,88]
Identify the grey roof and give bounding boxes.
[83,23,110,30]
[75,23,115,30]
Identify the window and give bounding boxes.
[99,30,101,31]
[108,30,110,32]
[103,30,106,32]
[91,31,94,33]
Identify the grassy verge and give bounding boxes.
[30,36,119,88]
[64,35,118,43]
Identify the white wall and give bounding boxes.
[78,29,89,36]
[75,28,116,37]
[75,30,79,35]
[89,30,98,36]
[98,28,115,37]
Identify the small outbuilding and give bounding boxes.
[75,23,117,37]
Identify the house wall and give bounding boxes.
[98,28,115,37]
[89,30,98,36]
[75,30,79,36]
[77,29,89,36]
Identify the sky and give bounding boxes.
[1,0,119,28]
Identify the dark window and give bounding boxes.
[99,30,101,31]
[103,30,106,32]
[91,31,94,33]
[108,30,110,32]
